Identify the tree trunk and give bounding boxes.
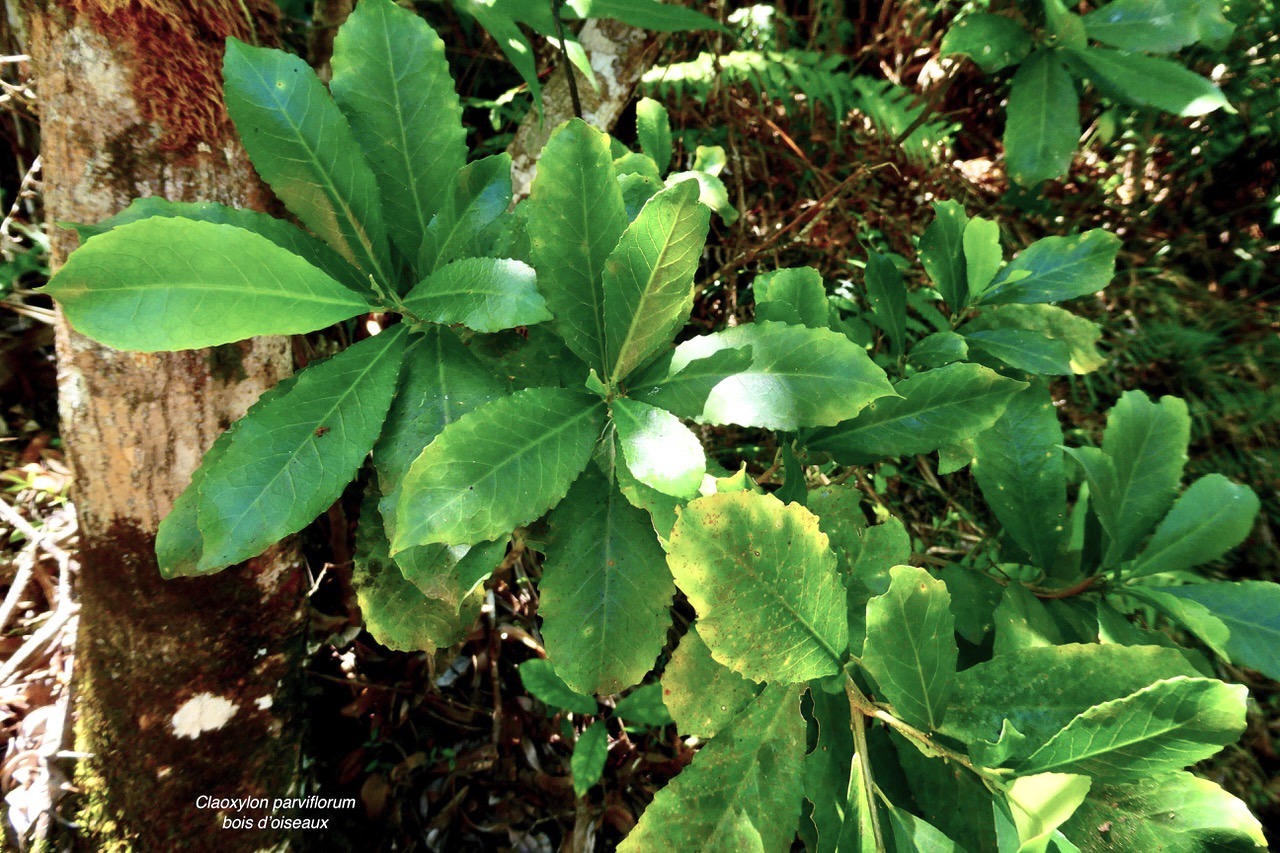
[22,2,306,849]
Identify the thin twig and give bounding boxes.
[0,499,70,564]
[552,0,583,120]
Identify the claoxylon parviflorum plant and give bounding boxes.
[38,0,1273,848]
[942,0,1233,185]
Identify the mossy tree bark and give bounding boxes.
[21,2,307,849]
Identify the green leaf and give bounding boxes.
[618,685,805,852]
[1060,771,1267,852]
[862,565,958,730]
[614,151,662,180]
[157,371,301,578]
[372,329,507,531]
[668,491,849,683]
[892,729,1001,851]
[1099,390,1191,564]
[629,345,753,417]
[539,467,675,695]
[754,267,830,329]
[1157,581,1280,681]
[887,807,962,853]
[619,173,664,221]
[402,257,550,332]
[918,200,969,310]
[572,720,609,797]
[519,658,597,714]
[330,0,464,262]
[662,626,758,738]
[1082,0,1201,53]
[603,180,710,383]
[44,218,371,352]
[937,439,975,475]
[223,38,391,282]
[980,229,1120,305]
[1044,0,1088,49]
[457,0,543,111]
[993,583,1064,655]
[196,328,406,572]
[909,332,968,369]
[864,253,907,354]
[1003,50,1079,187]
[565,0,721,32]
[810,363,1026,463]
[597,429,681,539]
[614,683,674,727]
[668,169,739,225]
[647,321,895,431]
[965,328,1074,374]
[393,388,605,548]
[636,97,673,174]
[1017,677,1246,780]
[971,386,1069,570]
[939,644,1199,751]
[70,197,369,295]
[1126,587,1232,661]
[352,487,479,652]
[1128,475,1259,577]
[941,13,1034,73]
[1004,772,1092,848]
[1068,47,1230,116]
[527,119,627,373]
[964,304,1105,374]
[803,687,857,853]
[963,216,1003,299]
[393,537,507,614]
[610,398,706,499]
[418,154,514,273]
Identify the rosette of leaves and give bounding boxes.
[618,390,1268,849]
[942,0,1233,185]
[39,0,555,644]
[389,116,897,695]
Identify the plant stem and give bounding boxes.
[849,693,887,852]
[552,0,584,120]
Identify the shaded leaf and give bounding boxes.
[980,230,1120,305]
[864,253,907,354]
[754,267,829,329]
[941,13,1034,72]
[572,720,609,797]
[520,659,597,714]
[1004,50,1079,186]
[918,200,969,310]
[1068,46,1230,116]
[1128,475,1259,577]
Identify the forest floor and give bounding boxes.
[0,2,1278,850]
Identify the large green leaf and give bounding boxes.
[1068,46,1230,116]
[636,97,673,174]
[963,304,1105,374]
[565,0,721,32]
[629,345,753,417]
[595,428,681,539]
[402,257,551,332]
[918,200,969,310]
[330,0,464,262]
[603,180,710,383]
[44,218,371,352]
[197,328,406,572]
[864,253,907,355]
[1082,0,1202,53]
[940,644,1199,754]
[618,685,805,853]
[610,398,705,499]
[1003,50,1079,187]
[539,467,675,695]
[1099,390,1191,564]
[1127,475,1259,577]
[418,154,514,272]
[1060,771,1266,852]
[972,381,1075,568]
[754,267,830,330]
[941,13,1034,73]
[668,491,849,683]
[645,321,895,431]
[979,229,1120,305]
[527,119,627,373]
[862,565,958,731]
[1016,677,1246,780]
[519,659,597,715]
[1158,581,1280,681]
[964,328,1074,374]
[157,371,301,578]
[661,626,759,739]
[809,363,1026,463]
[223,38,391,283]
[352,487,480,653]
[70,197,369,295]
[393,387,605,548]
